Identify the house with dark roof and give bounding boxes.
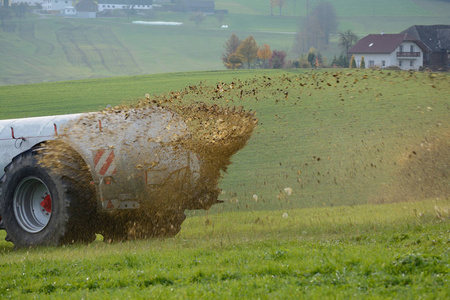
[183,0,214,13]
[348,33,428,70]
[402,25,450,71]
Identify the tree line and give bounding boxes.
[221,34,288,69]
[221,2,360,69]
[0,2,32,31]
[222,29,359,70]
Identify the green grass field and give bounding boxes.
[0,67,449,297]
[0,0,449,85]
[0,199,448,298]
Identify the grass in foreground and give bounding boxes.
[0,199,448,299]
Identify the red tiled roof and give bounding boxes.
[348,33,423,54]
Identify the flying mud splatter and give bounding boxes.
[371,131,450,204]
[38,93,257,242]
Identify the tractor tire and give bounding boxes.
[0,145,97,248]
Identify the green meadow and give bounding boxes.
[0,199,448,298]
[1,0,449,85]
[0,66,449,297]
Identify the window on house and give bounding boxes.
[112,5,115,8]
[410,61,413,67]
[399,61,402,67]
[399,45,403,52]
[369,60,374,67]
[410,45,414,52]
[382,60,386,67]
[357,60,360,68]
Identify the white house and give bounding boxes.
[348,33,429,70]
[42,0,72,11]
[9,0,43,6]
[97,0,153,12]
[62,5,76,14]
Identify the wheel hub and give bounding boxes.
[14,176,52,233]
[40,194,52,213]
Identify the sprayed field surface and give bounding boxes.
[0,199,448,298]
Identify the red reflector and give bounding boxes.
[104,177,113,185]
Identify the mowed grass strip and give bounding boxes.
[0,199,448,298]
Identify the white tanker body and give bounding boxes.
[0,106,228,247]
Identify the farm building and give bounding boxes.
[402,25,450,71]
[348,33,428,70]
[8,0,43,6]
[42,0,73,12]
[183,0,214,13]
[97,0,153,12]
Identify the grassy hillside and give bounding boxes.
[0,0,449,85]
[0,199,448,298]
[0,68,448,297]
[1,69,449,212]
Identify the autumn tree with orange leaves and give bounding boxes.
[236,36,258,69]
[257,44,272,68]
[222,35,284,69]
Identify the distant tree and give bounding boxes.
[11,2,29,19]
[270,50,286,69]
[332,53,349,68]
[297,56,311,68]
[190,11,205,28]
[0,6,12,28]
[222,34,241,67]
[293,2,338,55]
[226,53,243,69]
[257,44,272,68]
[271,0,285,16]
[360,56,365,68]
[307,47,316,67]
[316,52,324,67]
[310,2,337,45]
[216,10,225,25]
[75,0,98,12]
[236,36,258,68]
[350,54,357,68]
[339,30,359,56]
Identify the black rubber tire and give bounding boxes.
[0,145,97,248]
